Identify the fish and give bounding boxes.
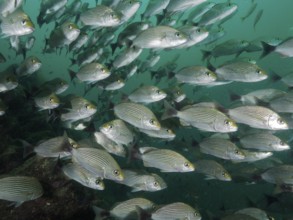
[239,132,290,151]
[60,95,97,122]
[34,90,60,111]
[113,0,141,24]
[174,25,209,49]
[93,198,155,219]
[261,37,293,58]
[79,5,121,27]
[117,169,167,192]
[202,40,249,60]
[195,159,232,181]
[139,127,176,140]
[233,150,272,163]
[0,0,23,17]
[93,132,126,157]
[132,26,187,49]
[187,2,216,22]
[45,21,80,50]
[210,61,268,83]
[0,9,34,37]
[151,202,201,220]
[143,0,170,18]
[198,2,238,26]
[62,162,105,190]
[0,69,18,93]
[228,106,288,130]
[165,0,207,16]
[41,78,69,94]
[261,165,293,185]
[221,213,259,220]
[199,137,245,161]
[69,62,111,84]
[241,2,257,21]
[112,45,143,69]
[162,101,238,133]
[114,102,161,130]
[139,146,195,172]
[235,208,272,220]
[167,86,186,103]
[15,56,42,77]
[231,88,286,105]
[72,147,124,181]
[253,9,263,30]
[128,85,167,104]
[269,91,293,113]
[34,133,72,158]
[0,176,43,206]
[100,119,135,146]
[69,32,88,52]
[175,66,217,85]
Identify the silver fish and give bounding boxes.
[195,160,232,181]
[70,62,110,84]
[34,133,72,158]
[133,26,187,49]
[128,85,167,103]
[100,119,135,146]
[93,198,155,219]
[0,176,43,206]
[175,66,217,85]
[239,132,290,151]
[262,37,293,58]
[187,2,216,22]
[241,2,257,22]
[114,102,161,130]
[72,147,124,181]
[0,70,18,92]
[139,147,195,172]
[34,90,60,111]
[80,5,121,27]
[0,9,34,37]
[233,150,272,163]
[166,0,207,15]
[198,2,238,26]
[228,106,288,130]
[42,78,69,94]
[175,26,209,49]
[261,165,293,185]
[236,208,271,220]
[94,132,126,157]
[61,96,97,122]
[62,162,105,190]
[162,101,238,133]
[143,0,170,18]
[139,127,175,140]
[114,0,141,24]
[0,0,23,17]
[117,169,167,192]
[15,56,42,76]
[214,61,268,82]
[199,137,245,161]
[269,91,293,113]
[112,46,142,69]
[253,9,263,30]
[151,202,201,220]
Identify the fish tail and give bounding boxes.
[161,101,178,120]
[201,50,211,61]
[260,41,275,59]
[229,92,241,102]
[92,206,110,220]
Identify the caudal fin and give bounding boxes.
[161,101,178,120]
[260,42,275,59]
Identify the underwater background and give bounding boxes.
[0,0,293,219]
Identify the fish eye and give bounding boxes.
[6,77,12,82]
[60,82,64,85]
[153,181,158,187]
[256,69,262,74]
[110,13,116,18]
[108,124,113,129]
[224,119,232,125]
[149,119,155,125]
[205,71,211,76]
[277,118,284,124]
[85,104,89,109]
[184,162,190,167]
[194,212,198,217]
[222,172,227,177]
[49,97,54,102]
[21,19,27,26]
[166,129,172,133]
[95,178,102,185]
[280,141,285,146]
[196,28,201,33]
[113,169,120,176]
[156,90,161,94]
[175,32,181,37]
[31,58,36,63]
[101,68,106,73]
[235,150,239,154]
